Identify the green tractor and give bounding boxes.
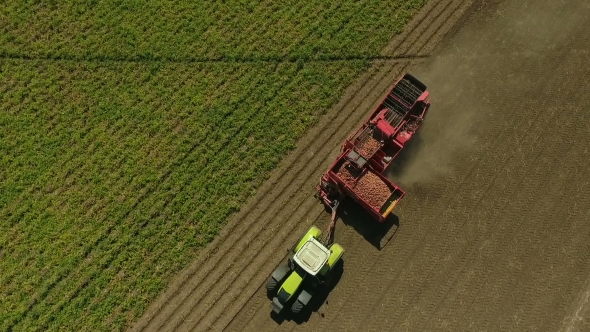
[266,225,344,315]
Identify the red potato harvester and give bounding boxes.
[315,73,430,224]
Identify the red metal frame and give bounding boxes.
[315,73,430,223]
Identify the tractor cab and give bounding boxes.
[266,226,344,315]
[292,237,331,276]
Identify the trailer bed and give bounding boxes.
[315,72,429,223]
[330,156,403,218]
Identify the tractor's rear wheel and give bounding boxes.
[291,300,304,314]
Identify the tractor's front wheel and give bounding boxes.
[291,300,304,314]
[266,277,279,296]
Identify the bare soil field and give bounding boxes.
[130,0,590,331]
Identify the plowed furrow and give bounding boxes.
[410,0,475,56]
[409,109,581,331]
[365,44,583,330]
[396,0,459,56]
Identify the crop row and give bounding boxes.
[0,59,365,331]
[0,0,426,61]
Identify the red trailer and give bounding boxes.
[315,73,430,223]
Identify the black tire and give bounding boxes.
[266,277,278,294]
[291,300,304,314]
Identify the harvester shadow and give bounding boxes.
[336,200,400,251]
[269,259,345,325]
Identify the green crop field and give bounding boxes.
[0,1,426,331]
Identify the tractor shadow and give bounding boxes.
[269,259,345,325]
[336,200,400,251]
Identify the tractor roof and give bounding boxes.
[293,237,330,276]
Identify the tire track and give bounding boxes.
[410,0,475,56]
[396,0,457,56]
[413,105,582,331]
[366,37,579,330]
[458,116,590,326]
[415,104,569,330]
[485,145,580,331]
[521,155,590,331]
[482,110,590,328]
[426,1,589,325]
[382,0,444,56]
[556,208,590,332]
[445,13,590,330]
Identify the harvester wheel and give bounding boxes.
[291,300,304,314]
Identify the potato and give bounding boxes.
[336,162,392,209]
[357,137,381,158]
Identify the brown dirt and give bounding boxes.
[129,0,590,331]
